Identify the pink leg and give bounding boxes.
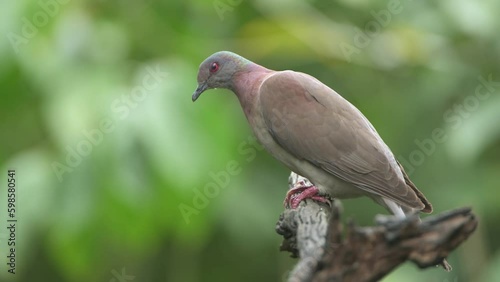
[284,181,329,209]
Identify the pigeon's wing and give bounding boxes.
[259,71,432,212]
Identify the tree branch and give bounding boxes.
[276,173,478,282]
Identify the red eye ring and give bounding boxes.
[209,62,219,73]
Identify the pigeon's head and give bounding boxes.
[192,51,250,102]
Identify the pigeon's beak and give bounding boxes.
[192,82,208,102]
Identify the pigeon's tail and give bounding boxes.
[396,161,433,213]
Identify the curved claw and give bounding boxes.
[284,183,329,209]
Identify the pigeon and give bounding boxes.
[192,51,432,218]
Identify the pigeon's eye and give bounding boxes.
[209,62,219,73]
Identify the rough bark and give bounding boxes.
[276,173,478,282]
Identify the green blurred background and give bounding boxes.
[1,0,499,281]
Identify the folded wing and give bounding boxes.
[259,71,431,211]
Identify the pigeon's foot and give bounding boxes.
[284,181,330,209]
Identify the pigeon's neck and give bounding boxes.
[232,63,273,117]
